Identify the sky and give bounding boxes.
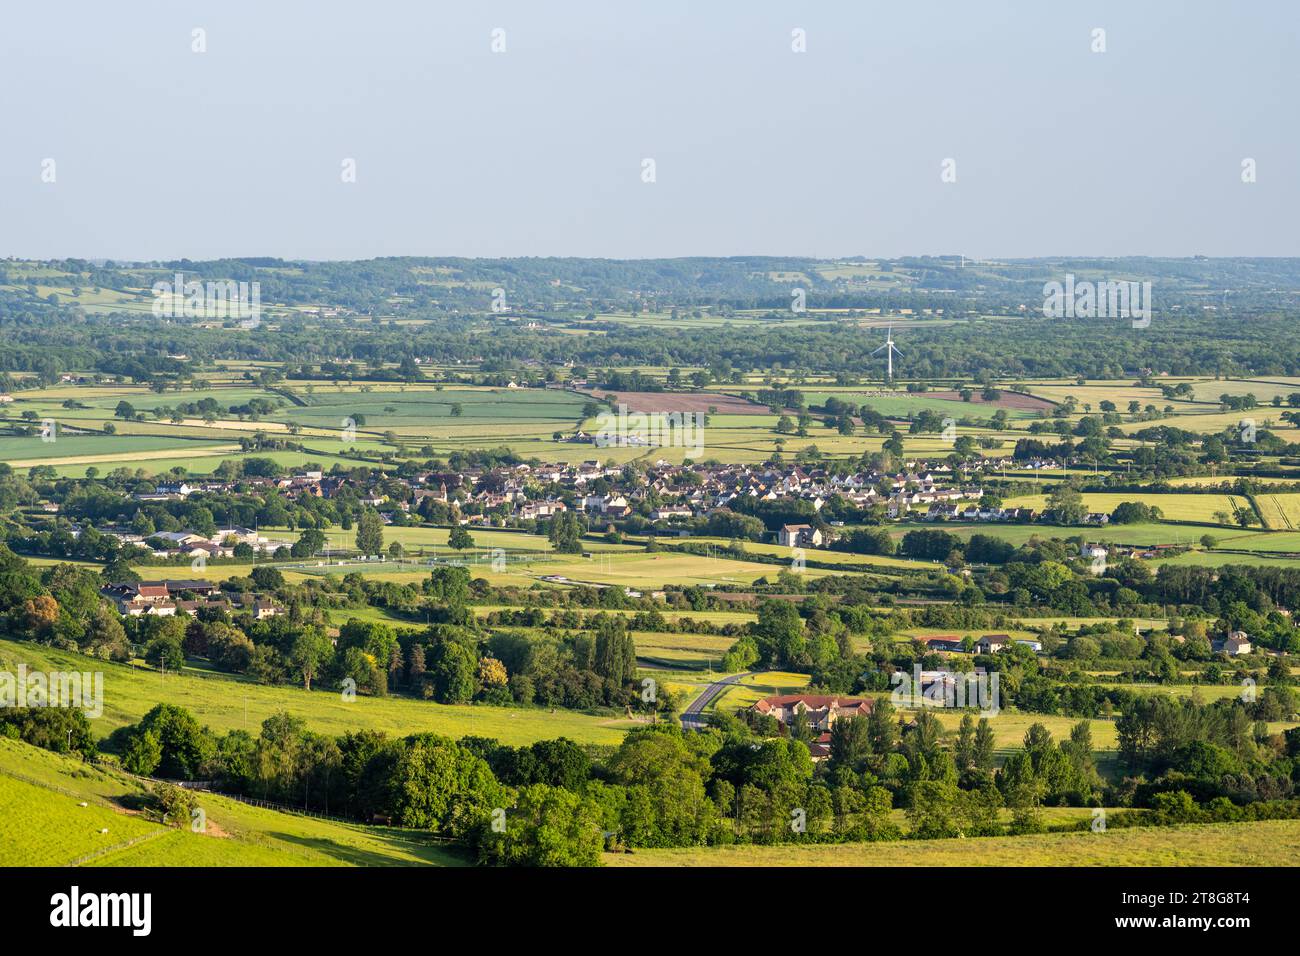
[0,0,1296,261]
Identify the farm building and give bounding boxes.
[918,636,968,653]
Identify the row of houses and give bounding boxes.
[923,504,1037,523]
[916,634,1043,654]
[98,526,294,561]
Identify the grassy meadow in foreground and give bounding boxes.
[605,819,1300,867]
[0,738,463,867]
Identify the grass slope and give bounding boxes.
[0,737,465,866]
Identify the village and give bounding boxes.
[39,455,1076,568]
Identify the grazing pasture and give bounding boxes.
[0,739,463,867]
[605,819,1300,867]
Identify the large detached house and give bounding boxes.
[777,524,822,548]
[1213,631,1253,656]
[753,694,875,760]
[753,694,873,731]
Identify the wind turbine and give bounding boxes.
[872,324,902,381]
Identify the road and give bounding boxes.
[679,670,762,730]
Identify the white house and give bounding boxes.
[777,524,822,548]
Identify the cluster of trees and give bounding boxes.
[94,696,1104,863]
[0,547,651,716]
[189,573,647,712]
[0,549,130,660]
[1114,695,1300,809]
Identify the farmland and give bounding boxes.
[9,370,1300,481]
[7,0,1300,902]
[606,819,1300,867]
[6,257,1300,881]
[1001,492,1252,525]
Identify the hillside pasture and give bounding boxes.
[0,639,636,747]
[0,738,463,867]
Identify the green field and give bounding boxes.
[0,738,463,866]
[801,390,1042,421]
[606,818,1300,867]
[888,521,1264,548]
[11,373,1300,476]
[0,433,237,467]
[1154,550,1300,569]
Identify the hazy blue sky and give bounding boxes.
[1,1,1295,260]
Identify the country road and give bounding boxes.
[679,671,762,730]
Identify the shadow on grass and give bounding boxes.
[265,829,473,867]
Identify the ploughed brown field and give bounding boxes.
[576,389,768,415]
[928,389,1057,411]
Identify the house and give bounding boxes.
[650,506,693,522]
[213,527,265,548]
[753,694,873,734]
[777,524,822,548]
[517,500,567,521]
[975,634,1011,654]
[1215,631,1253,656]
[232,594,284,620]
